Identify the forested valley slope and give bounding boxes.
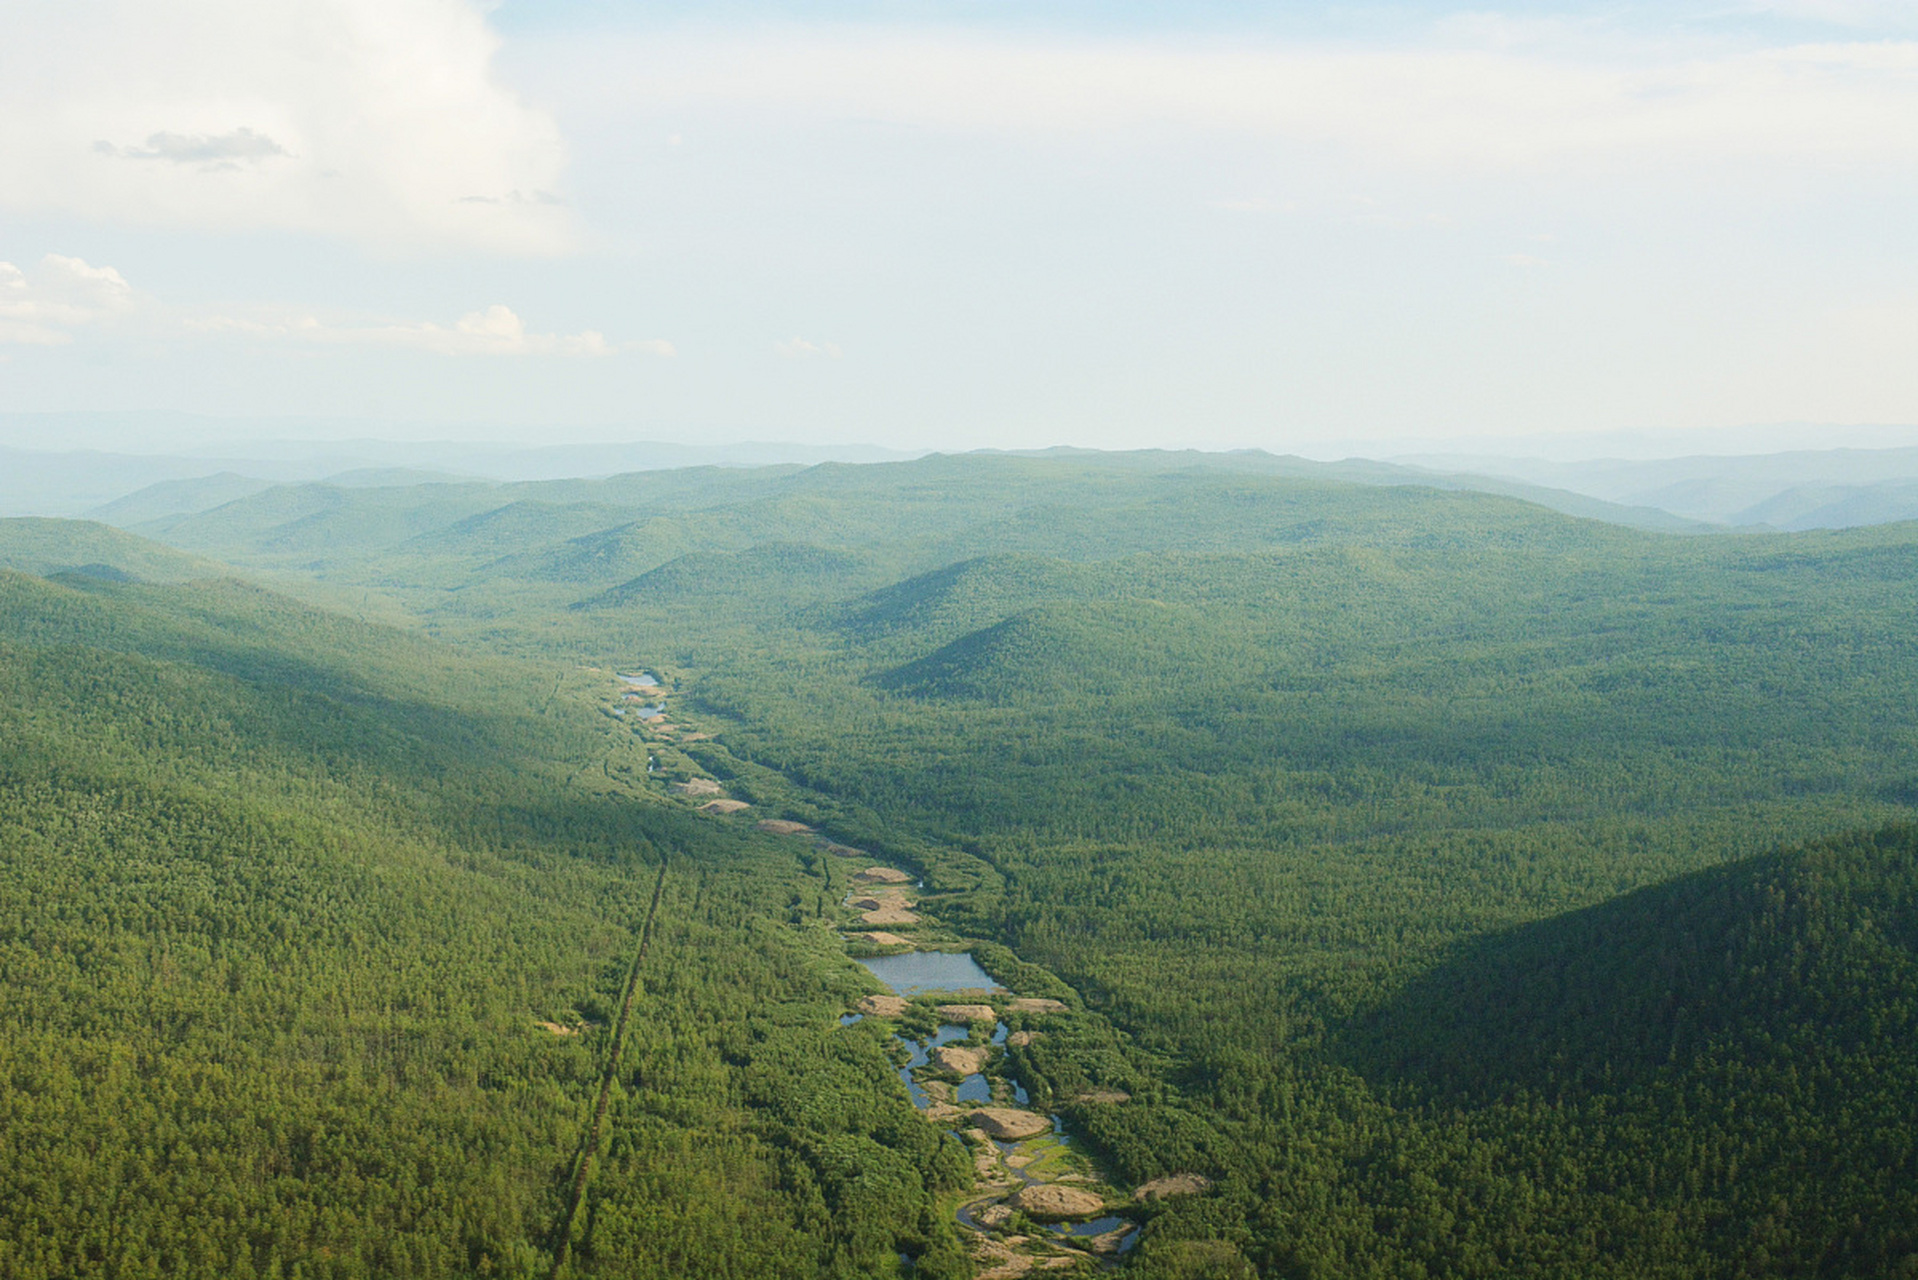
[3,451,1916,1279]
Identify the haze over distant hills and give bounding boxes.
[0,435,925,520]
[7,410,1918,534]
[1403,447,1918,530]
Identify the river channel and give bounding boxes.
[852,949,1136,1261]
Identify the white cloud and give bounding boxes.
[0,253,665,355]
[95,127,290,170]
[775,336,843,358]
[0,255,139,345]
[195,303,672,357]
[0,0,570,253]
[585,29,1918,172]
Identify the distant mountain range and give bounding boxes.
[1398,446,1918,530]
[6,424,1918,533]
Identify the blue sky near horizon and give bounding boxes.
[2,0,1916,456]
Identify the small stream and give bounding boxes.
[897,1024,971,1109]
[852,949,1136,1258]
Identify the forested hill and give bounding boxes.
[1344,824,1918,1277]
[0,516,225,582]
[124,451,1683,585]
[1355,823,1918,1108]
[9,452,1918,1278]
[0,566,974,1279]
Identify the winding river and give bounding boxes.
[853,950,1137,1260]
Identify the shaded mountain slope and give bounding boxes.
[0,517,226,583]
[1351,825,1918,1103]
[577,542,872,611]
[1338,824,1918,1277]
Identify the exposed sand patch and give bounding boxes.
[535,1020,579,1036]
[673,778,724,797]
[756,819,815,835]
[1008,997,1068,1014]
[698,799,751,814]
[972,1239,1032,1279]
[1007,1030,1042,1048]
[855,994,908,1017]
[967,1108,1050,1140]
[976,1203,1014,1229]
[932,1044,988,1075]
[1010,1185,1105,1220]
[854,866,914,884]
[856,931,913,946]
[1134,1173,1213,1201]
[850,888,918,926]
[938,1003,998,1024]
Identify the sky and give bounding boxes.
[3,0,1917,456]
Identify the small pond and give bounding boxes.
[1053,1215,1130,1240]
[858,951,1001,995]
[618,673,659,687]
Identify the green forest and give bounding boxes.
[3,451,1915,1277]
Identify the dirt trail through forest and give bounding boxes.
[548,860,669,1279]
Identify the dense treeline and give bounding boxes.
[576,874,974,1279]
[15,454,1918,1275]
[0,568,958,1277]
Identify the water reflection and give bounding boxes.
[882,1013,1136,1257]
[897,1025,969,1108]
[858,951,1000,995]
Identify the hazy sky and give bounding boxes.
[3,0,1917,454]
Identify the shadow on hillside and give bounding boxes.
[1335,827,1918,1108]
